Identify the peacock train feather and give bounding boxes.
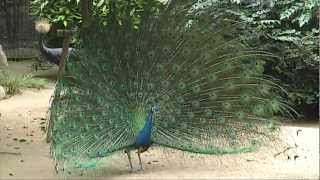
[49,0,294,173]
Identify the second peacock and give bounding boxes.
[49,0,293,173]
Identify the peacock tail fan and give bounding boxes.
[49,0,295,172]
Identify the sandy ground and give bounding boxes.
[0,61,319,179]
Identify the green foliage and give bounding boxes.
[0,71,49,95]
[30,0,164,29]
[221,0,319,118]
[30,0,82,28]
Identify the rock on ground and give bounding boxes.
[0,44,8,67]
[0,85,5,99]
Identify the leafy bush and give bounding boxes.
[222,0,319,119]
[0,71,49,95]
[30,0,164,29]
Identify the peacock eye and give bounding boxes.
[191,85,201,93]
[138,92,143,98]
[222,102,232,110]
[163,80,171,87]
[98,82,104,89]
[176,96,184,104]
[124,51,130,59]
[168,31,174,38]
[209,92,218,100]
[147,51,155,58]
[217,116,226,123]
[253,104,265,115]
[162,94,170,101]
[235,111,246,120]
[190,68,200,77]
[191,100,200,108]
[129,92,135,98]
[208,73,218,82]
[223,62,233,71]
[178,82,186,90]
[225,81,235,90]
[147,83,154,90]
[97,49,103,55]
[162,46,170,54]
[182,48,191,56]
[240,71,251,80]
[172,64,181,72]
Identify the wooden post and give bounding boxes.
[56,30,76,78]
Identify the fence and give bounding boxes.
[0,0,38,58]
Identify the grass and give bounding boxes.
[0,70,49,95]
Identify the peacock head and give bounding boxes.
[151,105,160,113]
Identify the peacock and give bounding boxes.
[49,0,294,174]
[35,19,77,66]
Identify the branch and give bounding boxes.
[0,151,22,155]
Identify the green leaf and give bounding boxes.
[63,20,67,27]
[97,0,105,7]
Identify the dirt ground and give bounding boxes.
[0,61,319,179]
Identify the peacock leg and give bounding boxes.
[124,149,133,170]
[137,148,144,171]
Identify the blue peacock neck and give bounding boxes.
[134,107,157,147]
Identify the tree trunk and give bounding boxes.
[81,0,93,29]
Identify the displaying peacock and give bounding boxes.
[49,0,294,174]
